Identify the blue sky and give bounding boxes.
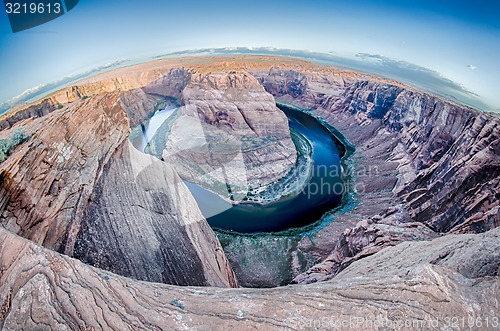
[1,0,499,112]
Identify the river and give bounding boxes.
[133,104,344,233]
[133,104,178,152]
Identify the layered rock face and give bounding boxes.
[0,99,55,131]
[73,141,237,287]
[162,71,296,195]
[250,66,500,283]
[0,56,498,326]
[0,90,237,288]
[0,93,129,251]
[1,225,498,330]
[329,81,500,233]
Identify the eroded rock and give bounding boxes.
[0,90,238,288]
[0,226,498,330]
[74,141,238,287]
[162,71,297,197]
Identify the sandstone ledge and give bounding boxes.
[1,227,499,330]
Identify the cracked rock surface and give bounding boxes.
[1,227,499,330]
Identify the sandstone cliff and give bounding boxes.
[0,91,238,288]
[74,140,237,287]
[0,93,129,251]
[250,66,500,284]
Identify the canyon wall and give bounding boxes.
[0,91,238,288]
[250,66,500,283]
[74,141,237,287]
[0,93,129,251]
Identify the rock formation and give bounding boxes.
[0,93,129,251]
[74,141,237,287]
[160,71,296,196]
[0,90,238,288]
[0,55,498,327]
[1,225,498,329]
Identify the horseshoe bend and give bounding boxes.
[0,56,499,329]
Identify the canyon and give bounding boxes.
[159,71,297,198]
[0,56,499,329]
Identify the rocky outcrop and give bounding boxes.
[0,99,55,131]
[292,219,437,284]
[0,93,130,251]
[338,227,500,280]
[120,88,159,127]
[251,66,500,284]
[0,91,238,288]
[162,71,297,196]
[142,67,191,99]
[1,226,498,330]
[73,140,238,287]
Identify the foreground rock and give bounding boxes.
[74,141,238,287]
[1,226,498,330]
[0,92,237,288]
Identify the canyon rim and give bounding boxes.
[0,55,499,330]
